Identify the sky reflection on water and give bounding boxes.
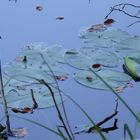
[0,0,140,140]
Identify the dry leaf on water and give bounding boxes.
[36,6,43,11]
[87,24,107,32]
[104,18,115,25]
[56,17,64,20]
[11,107,32,114]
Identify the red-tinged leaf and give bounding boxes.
[11,108,20,113]
[92,64,101,68]
[11,107,32,114]
[56,17,64,20]
[104,19,115,25]
[22,107,32,113]
[36,6,43,11]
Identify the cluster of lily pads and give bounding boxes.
[1,43,68,109]
[1,25,140,109]
[78,24,140,79]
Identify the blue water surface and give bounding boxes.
[0,0,140,140]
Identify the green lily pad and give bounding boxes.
[74,69,132,92]
[23,43,66,65]
[124,57,140,79]
[115,48,140,59]
[64,48,119,70]
[5,86,67,108]
[64,49,93,70]
[1,43,68,109]
[117,36,140,51]
[79,27,131,48]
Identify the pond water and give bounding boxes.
[0,0,140,140]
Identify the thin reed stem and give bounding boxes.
[38,79,73,140]
[90,68,140,123]
[0,61,12,135]
[40,53,75,140]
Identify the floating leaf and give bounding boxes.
[56,17,64,20]
[64,49,92,70]
[88,49,119,67]
[1,43,68,109]
[11,107,32,114]
[65,48,119,69]
[115,48,140,59]
[43,44,66,63]
[5,87,67,108]
[2,72,67,109]
[87,24,107,32]
[124,57,140,79]
[115,36,140,58]
[23,44,66,64]
[3,64,55,83]
[36,6,43,11]
[91,64,102,72]
[104,19,115,25]
[79,27,131,48]
[74,69,132,92]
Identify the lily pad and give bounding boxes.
[4,83,67,108]
[64,48,119,69]
[74,69,132,92]
[80,47,119,67]
[1,43,68,109]
[124,57,140,79]
[64,49,93,70]
[23,43,66,65]
[79,27,131,48]
[117,36,140,51]
[115,48,140,59]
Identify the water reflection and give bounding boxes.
[0,0,140,140]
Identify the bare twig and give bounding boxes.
[105,3,140,27]
[87,111,118,133]
[127,19,140,27]
[74,99,119,134]
[30,89,38,110]
[100,119,118,133]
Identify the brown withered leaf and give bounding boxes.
[11,128,28,138]
[104,19,115,25]
[36,5,43,11]
[88,24,107,32]
[11,107,32,114]
[56,17,64,20]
